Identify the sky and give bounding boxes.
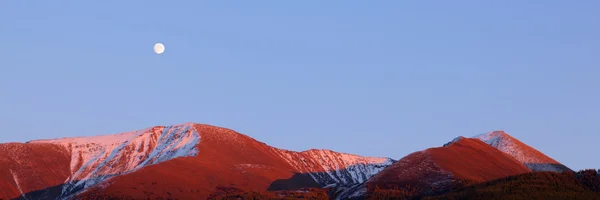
[1,1,598,170]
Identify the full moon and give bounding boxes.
[154,43,165,54]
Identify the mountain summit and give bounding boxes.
[442,130,570,172]
[472,130,571,172]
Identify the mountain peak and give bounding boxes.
[440,131,570,173]
[475,130,510,138]
[489,130,509,136]
[471,130,570,172]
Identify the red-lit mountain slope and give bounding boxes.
[0,123,392,200]
[472,130,571,172]
[339,138,532,199]
[0,143,71,200]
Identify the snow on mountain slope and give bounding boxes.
[189,124,393,188]
[186,123,394,188]
[274,149,393,186]
[29,123,201,198]
[472,130,571,172]
[9,169,26,199]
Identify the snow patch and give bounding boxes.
[10,169,29,200]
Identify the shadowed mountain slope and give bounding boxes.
[426,170,600,200]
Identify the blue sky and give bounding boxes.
[1,1,598,170]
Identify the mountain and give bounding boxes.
[0,123,392,200]
[0,125,579,199]
[472,130,571,172]
[340,137,532,199]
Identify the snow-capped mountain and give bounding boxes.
[0,123,392,200]
[472,130,571,172]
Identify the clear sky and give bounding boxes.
[1,1,598,170]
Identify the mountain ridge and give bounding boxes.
[0,122,392,200]
[0,124,574,199]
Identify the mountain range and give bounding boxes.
[0,122,590,200]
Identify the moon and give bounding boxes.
[154,43,165,54]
